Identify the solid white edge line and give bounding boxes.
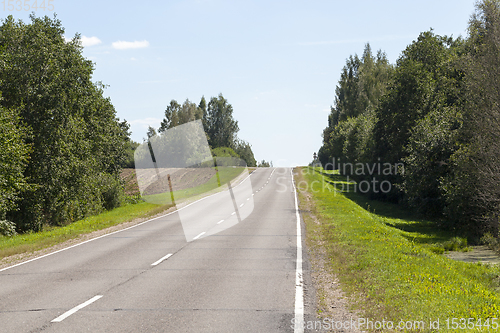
[0,169,265,273]
[0,214,165,273]
[291,168,304,333]
[51,295,103,323]
[193,232,206,240]
[151,253,173,266]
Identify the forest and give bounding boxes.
[0,14,255,234]
[318,0,500,241]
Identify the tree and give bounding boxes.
[356,47,392,115]
[118,120,140,168]
[158,99,203,133]
[159,100,181,133]
[319,44,391,171]
[372,31,463,201]
[443,0,500,236]
[258,160,272,167]
[402,106,465,217]
[234,140,257,167]
[198,96,208,134]
[0,15,127,231]
[204,94,239,149]
[0,101,31,219]
[334,54,361,121]
[146,126,157,140]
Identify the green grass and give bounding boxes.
[297,166,500,332]
[0,201,171,262]
[144,166,247,204]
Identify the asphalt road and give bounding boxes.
[0,168,317,332]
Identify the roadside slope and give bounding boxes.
[296,166,500,332]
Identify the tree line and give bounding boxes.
[318,0,500,241]
[0,15,133,232]
[146,94,257,168]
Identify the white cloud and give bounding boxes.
[112,40,150,50]
[81,36,102,47]
[63,35,102,47]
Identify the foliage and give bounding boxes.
[118,120,139,168]
[233,140,257,167]
[402,106,465,217]
[211,147,239,158]
[158,99,203,133]
[0,101,31,219]
[258,160,272,167]
[205,93,239,149]
[121,139,140,169]
[0,220,17,237]
[372,31,465,202]
[481,232,500,253]
[320,43,391,176]
[321,43,391,152]
[456,0,500,236]
[0,15,128,231]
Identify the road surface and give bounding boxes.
[0,168,318,332]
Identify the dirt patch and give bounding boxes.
[120,168,140,196]
[126,167,217,196]
[140,168,216,195]
[445,245,500,265]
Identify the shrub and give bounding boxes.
[0,220,17,236]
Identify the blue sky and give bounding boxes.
[3,0,475,166]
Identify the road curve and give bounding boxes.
[0,168,318,332]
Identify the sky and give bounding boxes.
[2,0,476,167]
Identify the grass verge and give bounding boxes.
[0,201,172,262]
[296,166,500,332]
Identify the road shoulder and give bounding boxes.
[294,168,364,332]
